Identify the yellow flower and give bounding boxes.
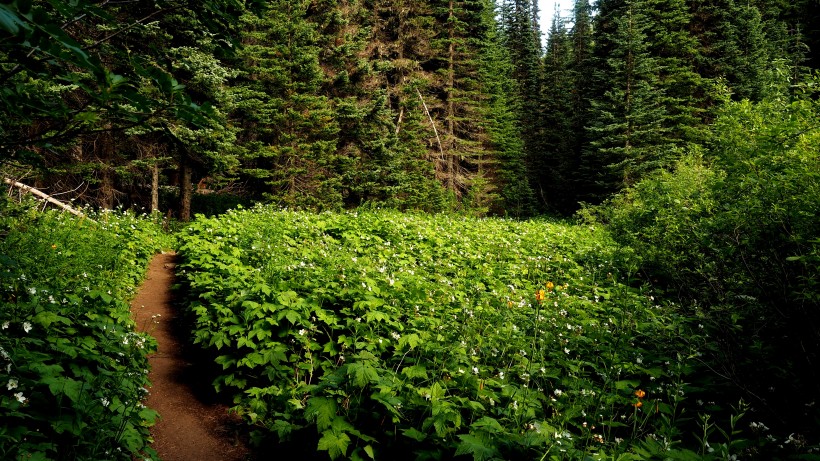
[633,400,643,408]
[546,281,555,292]
[51,244,57,250]
[634,389,646,399]
[535,289,546,301]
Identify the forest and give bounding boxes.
[1,0,819,460]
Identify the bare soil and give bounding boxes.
[132,252,251,461]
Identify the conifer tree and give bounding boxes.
[232,1,342,210]
[584,0,670,194]
[499,0,544,208]
[538,11,576,212]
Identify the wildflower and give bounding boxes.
[554,389,563,397]
[28,287,36,295]
[7,379,18,390]
[391,332,401,340]
[23,322,32,333]
[472,367,479,374]
[634,389,646,399]
[633,400,643,408]
[51,244,57,250]
[546,281,554,292]
[14,392,26,404]
[298,329,306,336]
[101,397,110,407]
[535,289,546,301]
[1,321,8,330]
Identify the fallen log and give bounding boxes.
[4,177,95,222]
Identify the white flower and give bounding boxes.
[23,322,32,333]
[498,371,504,379]
[298,329,306,336]
[472,367,479,375]
[554,389,563,397]
[1,321,8,330]
[564,347,570,354]
[7,379,18,390]
[391,332,401,340]
[101,397,110,407]
[27,287,36,295]
[14,392,26,404]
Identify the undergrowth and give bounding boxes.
[174,206,793,460]
[0,199,171,461]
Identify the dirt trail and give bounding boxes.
[132,252,250,461]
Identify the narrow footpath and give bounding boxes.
[131,252,250,461]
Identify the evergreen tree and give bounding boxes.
[499,0,544,209]
[585,0,670,194]
[538,11,576,212]
[232,1,342,210]
[479,0,534,216]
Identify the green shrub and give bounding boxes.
[177,207,711,460]
[600,87,820,452]
[0,203,170,460]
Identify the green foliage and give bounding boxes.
[600,84,820,454]
[177,206,713,460]
[0,202,171,460]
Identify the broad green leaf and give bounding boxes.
[317,430,350,460]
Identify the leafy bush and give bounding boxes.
[601,89,820,452]
[177,207,713,460]
[0,202,171,460]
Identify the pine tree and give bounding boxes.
[584,0,670,194]
[479,0,534,216]
[232,1,342,210]
[538,11,576,212]
[499,0,544,209]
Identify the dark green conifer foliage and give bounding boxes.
[233,1,342,210]
[643,0,711,147]
[538,12,576,212]
[479,0,534,216]
[499,0,544,209]
[585,0,670,193]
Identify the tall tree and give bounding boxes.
[232,1,342,210]
[537,11,576,211]
[584,0,670,194]
[499,0,544,208]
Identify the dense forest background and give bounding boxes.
[1,0,817,219]
[2,0,820,456]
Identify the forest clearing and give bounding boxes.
[2,0,819,459]
[1,203,817,460]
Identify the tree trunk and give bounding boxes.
[151,162,159,213]
[447,0,456,193]
[179,153,192,222]
[99,130,116,210]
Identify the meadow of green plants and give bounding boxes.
[176,206,761,460]
[0,199,172,461]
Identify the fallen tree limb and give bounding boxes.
[4,177,95,222]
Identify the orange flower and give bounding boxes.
[51,244,57,250]
[535,289,546,301]
[546,281,555,292]
[633,400,643,408]
[634,389,646,399]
